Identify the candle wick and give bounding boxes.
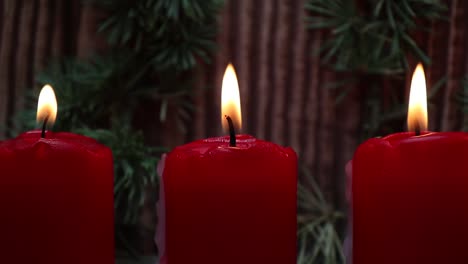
[414,123,421,136]
[41,116,49,138]
[225,115,236,147]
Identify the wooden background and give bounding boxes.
[0,0,466,213]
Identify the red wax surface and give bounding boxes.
[353,132,468,263]
[163,135,297,263]
[0,131,114,264]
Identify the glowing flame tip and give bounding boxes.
[407,63,428,132]
[221,63,242,133]
[36,84,57,126]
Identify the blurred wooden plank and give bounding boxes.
[13,0,36,120]
[245,0,262,137]
[207,1,231,137]
[335,80,361,209]
[300,28,321,174]
[51,0,64,56]
[317,69,336,202]
[234,0,252,134]
[76,3,107,59]
[442,0,466,131]
[427,16,450,131]
[270,0,290,145]
[286,0,306,152]
[263,0,279,141]
[0,0,20,138]
[253,0,273,140]
[192,65,208,141]
[33,0,52,75]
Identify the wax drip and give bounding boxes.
[225,115,236,147]
[41,116,49,138]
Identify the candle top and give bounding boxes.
[359,132,468,151]
[0,130,110,156]
[169,134,296,159]
[383,132,468,145]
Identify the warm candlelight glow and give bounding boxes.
[37,84,57,126]
[407,63,428,132]
[221,63,242,133]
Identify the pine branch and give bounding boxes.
[90,0,223,71]
[306,0,447,73]
[78,123,165,224]
[297,164,345,264]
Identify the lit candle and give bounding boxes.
[352,64,468,263]
[0,85,114,264]
[159,64,297,264]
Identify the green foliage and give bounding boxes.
[91,0,223,71]
[297,165,344,264]
[306,0,447,74]
[35,53,148,130]
[306,0,447,138]
[77,125,165,224]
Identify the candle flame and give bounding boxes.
[407,63,428,132]
[221,63,242,133]
[36,84,57,126]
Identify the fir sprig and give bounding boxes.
[297,165,345,264]
[91,0,223,71]
[306,0,447,73]
[76,124,165,224]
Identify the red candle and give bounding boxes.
[0,85,114,264]
[352,64,468,263]
[353,132,468,263]
[159,64,297,263]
